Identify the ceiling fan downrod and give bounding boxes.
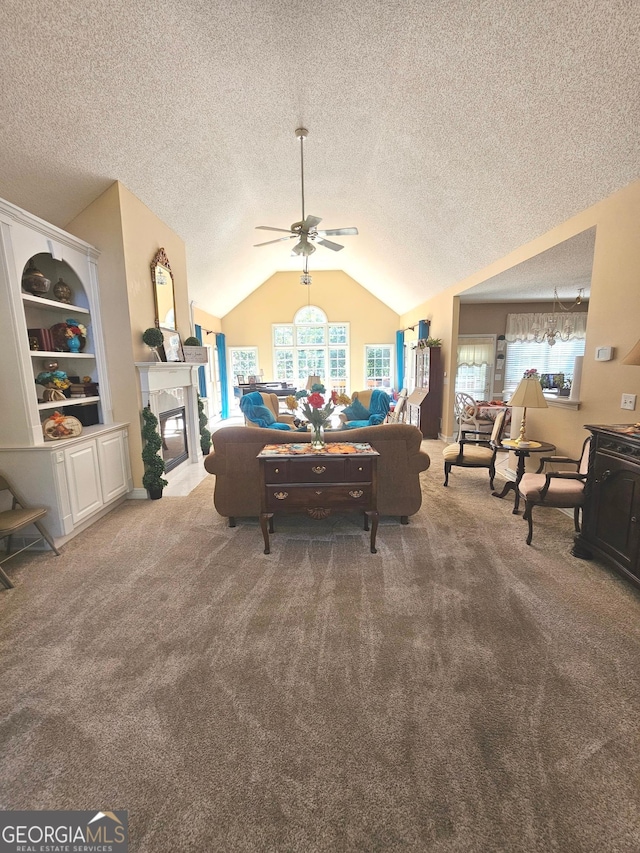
[295,128,308,223]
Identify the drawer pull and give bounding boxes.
[315,490,323,495]
[358,466,363,471]
[274,467,279,473]
[312,465,327,474]
[273,491,288,500]
[600,469,612,481]
[632,516,638,523]
[349,490,364,498]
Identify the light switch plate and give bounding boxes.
[621,393,637,411]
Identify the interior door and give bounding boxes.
[455,335,496,400]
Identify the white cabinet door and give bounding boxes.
[97,430,129,503]
[64,441,103,524]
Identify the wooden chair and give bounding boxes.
[518,437,591,545]
[387,389,408,423]
[0,473,60,589]
[453,392,493,440]
[443,410,507,489]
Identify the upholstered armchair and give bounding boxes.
[339,389,391,428]
[442,410,507,489]
[239,391,295,429]
[518,437,591,545]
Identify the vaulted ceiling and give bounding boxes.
[1,1,638,317]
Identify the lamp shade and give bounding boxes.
[508,376,549,409]
[622,338,640,365]
[306,375,322,390]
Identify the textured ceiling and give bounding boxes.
[0,1,638,317]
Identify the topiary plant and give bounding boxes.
[197,395,212,455]
[142,327,164,361]
[142,327,164,348]
[184,336,201,347]
[141,406,168,498]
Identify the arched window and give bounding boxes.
[273,306,349,393]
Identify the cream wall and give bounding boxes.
[401,179,640,456]
[221,270,400,392]
[192,306,221,340]
[66,181,191,488]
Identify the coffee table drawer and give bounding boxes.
[263,458,348,483]
[265,484,372,511]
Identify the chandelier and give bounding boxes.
[300,257,312,286]
[531,288,585,347]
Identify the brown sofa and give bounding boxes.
[203,422,431,526]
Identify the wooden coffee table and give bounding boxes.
[258,442,380,554]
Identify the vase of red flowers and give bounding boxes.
[300,383,339,449]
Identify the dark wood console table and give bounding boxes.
[573,424,640,588]
[258,442,379,554]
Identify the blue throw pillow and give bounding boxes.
[342,397,370,421]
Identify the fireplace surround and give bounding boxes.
[136,362,201,483]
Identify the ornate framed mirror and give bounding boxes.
[151,248,176,331]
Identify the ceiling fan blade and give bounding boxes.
[302,215,322,231]
[255,226,295,233]
[254,236,295,247]
[317,227,359,237]
[316,238,344,251]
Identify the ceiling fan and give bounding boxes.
[254,127,358,257]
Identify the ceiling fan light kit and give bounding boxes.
[254,127,359,276]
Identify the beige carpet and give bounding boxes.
[1,440,639,852]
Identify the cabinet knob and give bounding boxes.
[599,469,612,481]
[274,468,279,473]
[632,516,637,523]
[312,465,326,474]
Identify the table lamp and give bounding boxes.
[508,374,548,446]
[306,375,322,390]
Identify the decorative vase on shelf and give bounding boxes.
[67,335,81,353]
[310,423,325,450]
[53,277,73,304]
[22,261,51,295]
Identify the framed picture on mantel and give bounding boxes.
[159,328,184,362]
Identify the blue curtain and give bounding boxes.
[395,330,404,391]
[418,319,430,341]
[194,324,207,398]
[216,333,229,419]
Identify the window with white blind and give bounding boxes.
[504,339,585,398]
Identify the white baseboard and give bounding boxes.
[128,488,149,500]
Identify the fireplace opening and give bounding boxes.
[159,406,188,472]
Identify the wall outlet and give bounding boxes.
[621,393,637,411]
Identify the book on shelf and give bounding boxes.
[27,328,54,352]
